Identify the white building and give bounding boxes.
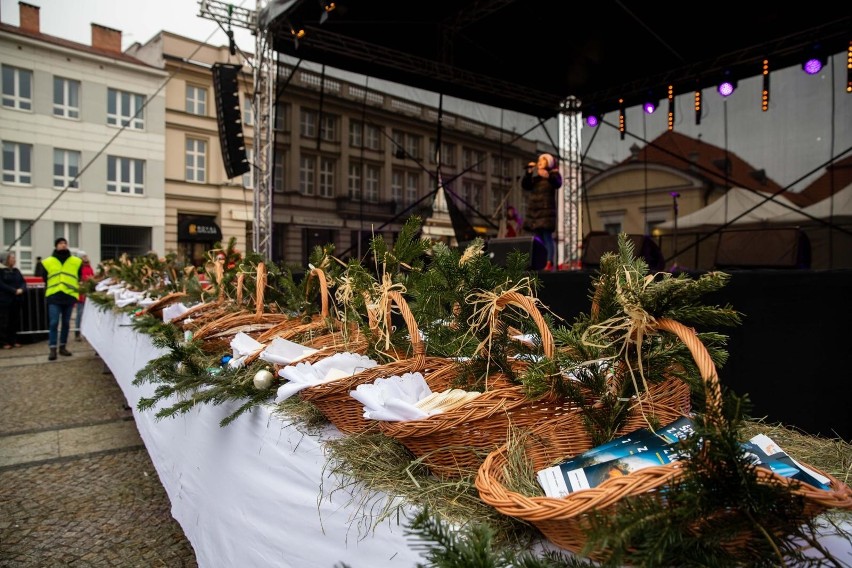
[0,2,166,273]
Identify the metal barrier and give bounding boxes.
[18,279,81,336]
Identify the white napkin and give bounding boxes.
[95,278,115,292]
[115,289,145,307]
[227,332,264,369]
[350,372,436,421]
[162,303,189,323]
[274,352,378,402]
[260,337,319,365]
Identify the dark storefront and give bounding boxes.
[178,215,223,266]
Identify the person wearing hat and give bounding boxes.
[74,251,95,340]
[41,237,82,360]
[521,152,563,271]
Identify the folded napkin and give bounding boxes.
[162,303,189,323]
[274,352,378,402]
[227,332,265,369]
[114,290,146,307]
[260,337,319,365]
[350,372,436,421]
[95,278,115,292]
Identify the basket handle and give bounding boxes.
[386,290,426,367]
[494,291,554,359]
[655,318,723,426]
[215,259,225,302]
[305,267,330,318]
[235,272,245,306]
[254,262,267,320]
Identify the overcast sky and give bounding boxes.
[3,0,850,192]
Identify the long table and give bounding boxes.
[83,304,852,566]
[82,306,424,568]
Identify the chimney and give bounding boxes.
[19,2,40,34]
[91,23,122,53]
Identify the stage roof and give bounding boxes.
[259,1,851,119]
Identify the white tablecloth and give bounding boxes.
[82,305,852,567]
[82,306,424,568]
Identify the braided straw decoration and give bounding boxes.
[253,267,333,344]
[298,290,450,435]
[475,318,852,558]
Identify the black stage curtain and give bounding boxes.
[537,269,852,441]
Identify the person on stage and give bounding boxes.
[521,152,562,271]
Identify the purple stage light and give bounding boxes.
[586,115,599,128]
[643,101,657,114]
[802,57,823,75]
[717,81,735,97]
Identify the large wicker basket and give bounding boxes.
[376,291,692,480]
[475,318,852,559]
[297,290,458,435]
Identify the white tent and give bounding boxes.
[658,187,803,230]
[771,182,852,224]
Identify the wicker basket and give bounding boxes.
[475,317,852,559]
[298,290,458,435]
[375,291,692,480]
[138,291,188,320]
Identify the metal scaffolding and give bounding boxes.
[558,97,583,267]
[199,0,274,260]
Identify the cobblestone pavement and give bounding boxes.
[0,336,197,567]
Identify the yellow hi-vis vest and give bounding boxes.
[42,255,83,300]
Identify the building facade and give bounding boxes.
[0,2,166,273]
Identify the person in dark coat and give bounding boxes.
[521,152,562,270]
[0,251,27,349]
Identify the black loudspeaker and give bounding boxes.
[486,236,547,270]
[581,233,664,271]
[212,63,250,179]
[715,228,810,269]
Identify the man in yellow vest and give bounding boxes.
[42,237,82,361]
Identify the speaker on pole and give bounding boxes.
[212,63,250,179]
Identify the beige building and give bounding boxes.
[0,2,167,273]
[128,32,541,268]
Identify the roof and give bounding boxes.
[0,22,156,69]
[796,154,852,205]
[656,187,804,230]
[259,1,851,118]
[618,131,812,207]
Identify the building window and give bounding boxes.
[2,219,34,273]
[53,77,80,119]
[462,181,483,212]
[349,121,381,150]
[492,155,512,180]
[364,164,380,202]
[463,148,486,172]
[349,121,362,147]
[107,156,145,195]
[185,84,207,116]
[318,157,334,198]
[320,114,338,142]
[273,151,285,192]
[392,130,421,160]
[274,103,290,131]
[107,88,145,130]
[185,138,207,183]
[391,169,403,204]
[1,65,32,111]
[54,222,81,250]
[242,147,254,189]
[300,108,317,138]
[406,172,419,205]
[430,140,456,166]
[2,141,32,184]
[348,162,361,200]
[242,95,254,126]
[53,149,81,189]
[299,154,316,195]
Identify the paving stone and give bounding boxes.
[0,340,197,567]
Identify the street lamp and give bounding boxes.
[670,192,680,270]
